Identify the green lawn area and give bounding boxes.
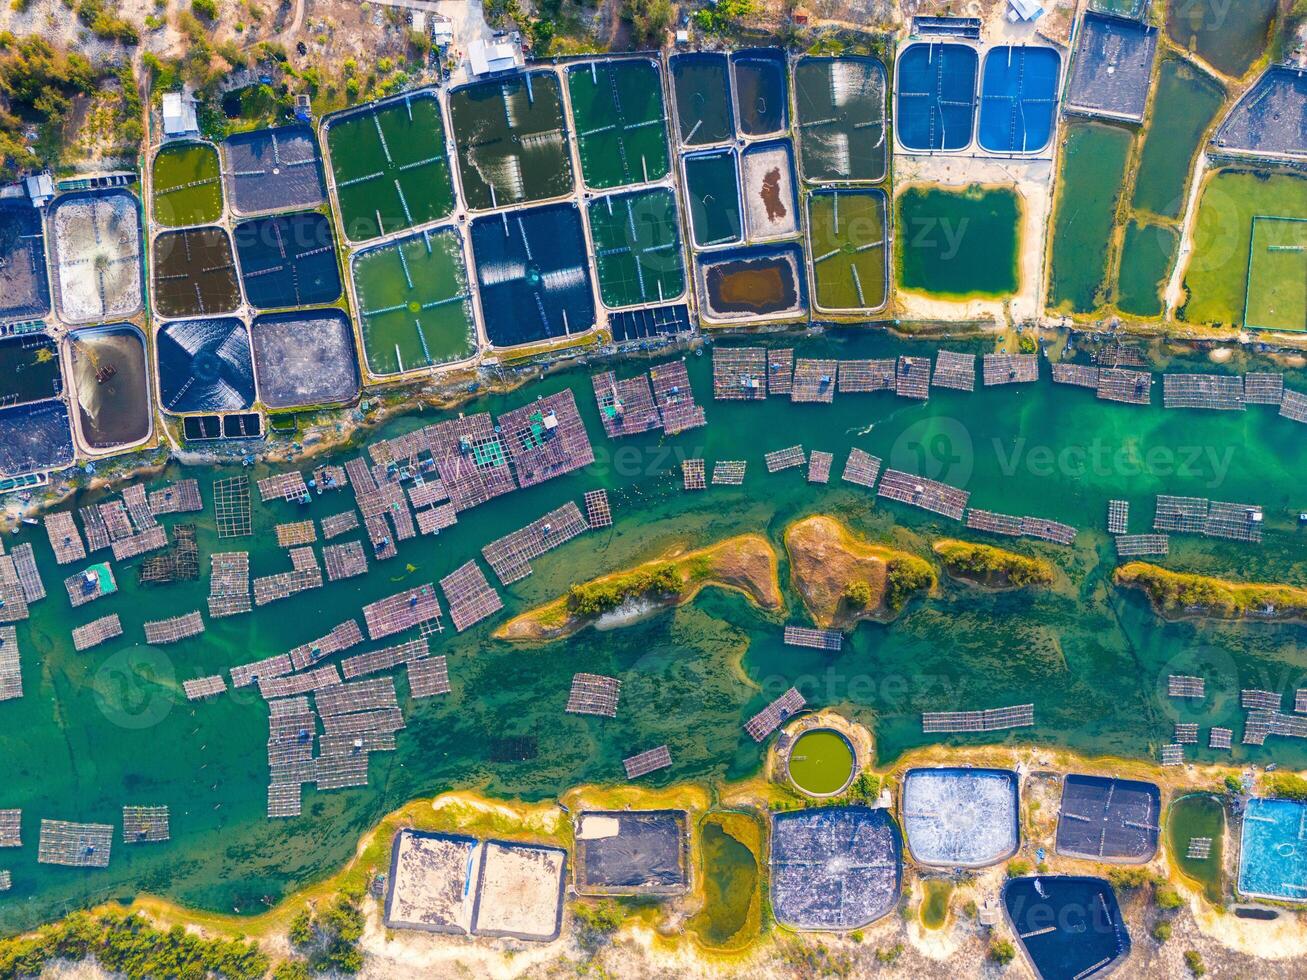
[1245,217,1307,332]
[1181,171,1307,328]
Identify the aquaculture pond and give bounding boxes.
[151,142,223,228]
[586,188,685,309]
[740,141,798,242]
[787,729,855,796]
[155,317,256,414]
[920,880,952,929]
[0,400,73,477]
[325,90,455,243]
[5,332,1307,933]
[151,227,242,318]
[1166,0,1277,79]
[221,125,325,217]
[0,203,50,320]
[1166,793,1225,904]
[470,203,595,346]
[1182,171,1307,329]
[1004,877,1130,979]
[566,59,669,190]
[896,185,1019,298]
[350,226,475,376]
[0,335,62,406]
[1131,57,1225,219]
[697,244,806,321]
[1047,121,1133,313]
[448,71,573,211]
[793,56,888,183]
[806,189,889,312]
[682,149,742,249]
[1238,797,1307,901]
[977,45,1061,154]
[233,211,342,311]
[65,324,152,452]
[731,48,787,138]
[689,813,761,948]
[1115,220,1178,318]
[47,190,144,325]
[250,310,360,410]
[670,53,733,147]
[896,42,978,152]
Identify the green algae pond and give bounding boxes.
[807,189,888,312]
[689,812,761,948]
[325,90,455,243]
[349,227,475,375]
[787,729,855,796]
[587,187,685,309]
[793,56,888,183]
[5,333,1307,934]
[566,59,669,190]
[151,143,223,228]
[1131,58,1225,220]
[920,879,953,929]
[1181,170,1307,328]
[896,185,1019,298]
[1166,0,1277,79]
[1116,220,1178,318]
[1047,121,1134,313]
[1166,794,1226,904]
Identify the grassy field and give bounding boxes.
[1244,217,1307,332]
[1181,171,1307,328]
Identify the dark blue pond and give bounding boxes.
[1003,876,1130,980]
[222,124,325,216]
[732,47,788,137]
[979,46,1062,153]
[0,401,73,477]
[470,203,595,347]
[156,317,256,414]
[896,42,978,151]
[0,203,51,320]
[233,211,341,310]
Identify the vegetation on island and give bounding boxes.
[785,515,936,628]
[0,908,270,980]
[1115,563,1307,622]
[934,539,1056,590]
[496,534,781,642]
[1266,772,1307,801]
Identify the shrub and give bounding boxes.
[1107,866,1155,890]
[1267,772,1307,802]
[1006,859,1031,878]
[1154,887,1183,911]
[884,555,936,612]
[1151,920,1172,943]
[192,0,219,20]
[571,899,623,950]
[1184,950,1205,977]
[989,938,1016,965]
[875,942,903,964]
[842,580,874,610]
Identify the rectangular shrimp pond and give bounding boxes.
[152,227,242,318]
[896,42,978,151]
[221,125,325,217]
[977,45,1061,154]
[731,48,788,138]
[683,149,742,249]
[470,203,595,347]
[1238,797,1307,902]
[0,203,51,321]
[350,226,476,376]
[47,190,144,325]
[150,142,223,228]
[587,188,685,309]
[806,189,888,312]
[670,53,733,147]
[566,59,669,190]
[793,56,888,183]
[325,90,455,244]
[449,71,573,211]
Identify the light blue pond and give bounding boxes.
[1238,797,1307,902]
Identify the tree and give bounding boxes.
[623,0,673,45]
[842,580,874,610]
[989,938,1016,965]
[1184,950,1206,977]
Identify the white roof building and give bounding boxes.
[162,92,199,137]
[24,173,55,207]
[468,36,525,77]
[1008,0,1045,21]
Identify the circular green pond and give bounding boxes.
[787,729,856,796]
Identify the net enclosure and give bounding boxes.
[902,768,1019,867]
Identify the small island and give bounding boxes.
[784,515,935,629]
[1115,563,1307,623]
[495,534,782,643]
[934,539,1055,590]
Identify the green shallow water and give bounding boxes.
[787,729,854,795]
[3,333,1307,934]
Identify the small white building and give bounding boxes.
[468,36,525,77]
[23,173,54,207]
[1008,0,1044,21]
[162,92,199,138]
[431,17,454,48]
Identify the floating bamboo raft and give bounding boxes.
[922,703,1034,733]
[122,806,169,843]
[932,351,976,392]
[38,819,112,867]
[807,451,833,484]
[566,673,622,718]
[877,469,969,521]
[144,610,205,645]
[584,489,613,528]
[323,541,369,582]
[783,626,842,651]
[482,502,589,585]
[711,460,747,486]
[841,448,882,489]
[407,656,451,698]
[623,745,672,780]
[838,358,896,393]
[712,347,766,400]
[440,561,503,632]
[744,687,805,742]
